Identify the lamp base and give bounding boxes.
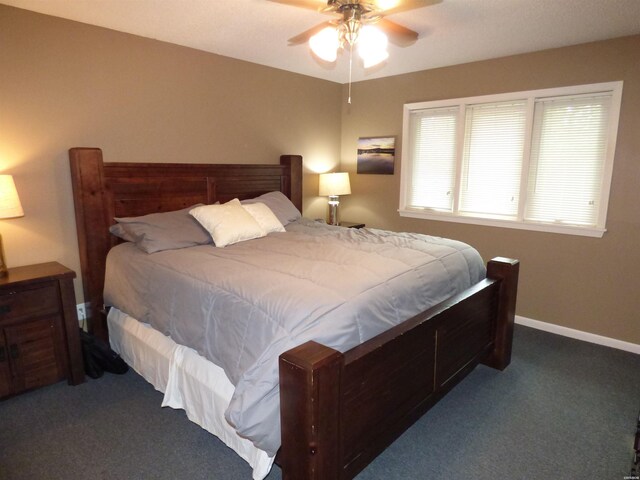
[327,196,340,226]
[0,233,8,278]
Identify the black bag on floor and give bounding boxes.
[79,329,129,379]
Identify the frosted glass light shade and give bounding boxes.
[0,175,24,219]
[358,26,389,68]
[309,27,340,62]
[319,172,351,196]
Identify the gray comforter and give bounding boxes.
[104,218,485,455]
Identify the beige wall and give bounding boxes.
[340,35,640,344]
[0,5,342,303]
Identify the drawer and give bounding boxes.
[0,283,60,322]
[3,315,65,392]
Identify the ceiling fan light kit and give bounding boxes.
[269,0,439,100]
[309,24,389,67]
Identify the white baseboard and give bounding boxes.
[515,315,640,355]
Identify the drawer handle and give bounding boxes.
[0,305,11,315]
[9,344,18,360]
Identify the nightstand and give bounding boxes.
[0,262,84,399]
[339,221,365,229]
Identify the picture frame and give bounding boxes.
[357,136,396,174]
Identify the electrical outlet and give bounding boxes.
[76,303,87,322]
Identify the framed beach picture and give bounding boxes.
[357,136,396,174]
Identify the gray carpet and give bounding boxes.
[1,325,638,479]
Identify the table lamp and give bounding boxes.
[319,172,351,226]
[0,175,24,277]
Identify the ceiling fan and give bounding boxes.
[267,0,441,66]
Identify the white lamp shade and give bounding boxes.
[319,172,351,197]
[0,175,24,219]
[309,26,340,62]
[358,26,389,68]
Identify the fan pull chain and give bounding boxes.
[348,41,353,104]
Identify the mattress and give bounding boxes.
[104,218,486,454]
[107,308,274,480]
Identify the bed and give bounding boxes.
[69,147,519,480]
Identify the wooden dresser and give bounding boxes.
[0,262,84,399]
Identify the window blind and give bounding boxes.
[460,101,526,218]
[526,94,611,226]
[408,106,458,211]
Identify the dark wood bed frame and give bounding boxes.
[69,147,519,480]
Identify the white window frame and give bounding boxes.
[399,82,623,238]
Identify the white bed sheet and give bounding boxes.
[107,308,274,480]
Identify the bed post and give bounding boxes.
[279,341,343,480]
[69,147,111,340]
[280,155,303,213]
[483,257,519,370]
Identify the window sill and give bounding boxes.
[398,208,606,238]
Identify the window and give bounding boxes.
[399,82,623,237]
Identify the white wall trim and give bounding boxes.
[516,315,640,355]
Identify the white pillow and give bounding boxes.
[190,199,266,248]
[242,202,285,234]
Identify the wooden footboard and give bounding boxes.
[279,257,519,479]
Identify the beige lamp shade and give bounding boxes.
[319,172,351,197]
[0,175,24,219]
[0,175,23,277]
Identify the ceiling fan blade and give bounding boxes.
[377,18,419,46]
[288,21,334,45]
[369,0,442,16]
[266,0,328,12]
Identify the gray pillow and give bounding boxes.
[109,223,136,242]
[110,205,212,253]
[241,191,301,226]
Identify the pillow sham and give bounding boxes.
[111,204,212,254]
[190,199,266,248]
[241,191,301,226]
[242,202,285,234]
[109,223,135,243]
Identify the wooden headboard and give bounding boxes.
[69,147,303,339]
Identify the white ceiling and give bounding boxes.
[4,0,640,83]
